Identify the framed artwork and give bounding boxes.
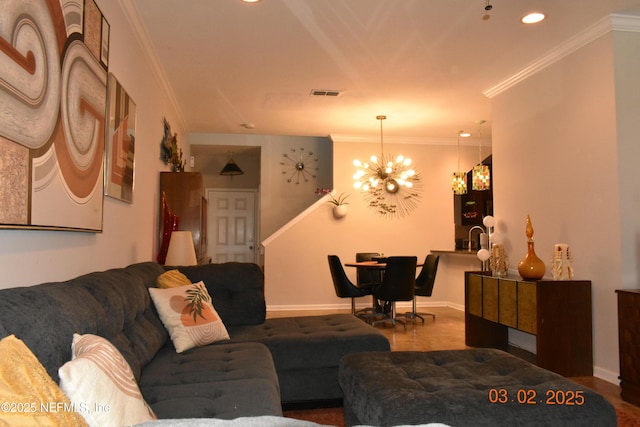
[105,73,136,203]
[0,0,109,231]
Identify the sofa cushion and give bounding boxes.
[157,270,192,288]
[174,263,265,326]
[149,282,230,353]
[59,334,156,427]
[139,342,282,419]
[0,262,168,382]
[0,335,87,427]
[141,379,283,420]
[139,342,279,389]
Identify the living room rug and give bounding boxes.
[618,408,640,427]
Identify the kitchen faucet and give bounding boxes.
[468,226,486,251]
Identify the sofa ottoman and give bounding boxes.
[339,349,617,426]
[228,314,391,404]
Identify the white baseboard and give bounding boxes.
[593,366,619,385]
[266,301,461,312]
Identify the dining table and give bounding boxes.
[344,258,423,316]
[344,260,424,269]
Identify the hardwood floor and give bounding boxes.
[268,306,640,425]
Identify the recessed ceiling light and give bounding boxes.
[242,0,262,3]
[522,12,545,24]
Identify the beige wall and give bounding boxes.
[492,32,624,383]
[263,137,482,309]
[613,31,640,288]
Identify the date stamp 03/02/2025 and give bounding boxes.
[488,389,586,406]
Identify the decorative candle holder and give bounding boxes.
[490,243,508,277]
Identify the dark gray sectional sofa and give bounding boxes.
[0,261,390,421]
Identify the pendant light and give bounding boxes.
[220,153,244,176]
[472,120,490,191]
[353,115,422,218]
[452,131,470,195]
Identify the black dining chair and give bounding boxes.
[355,252,382,290]
[371,256,417,329]
[407,254,440,323]
[328,255,372,316]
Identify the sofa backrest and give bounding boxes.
[174,262,266,327]
[0,262,167,382]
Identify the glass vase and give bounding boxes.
[518,241,546,280]
[517,214,546,280]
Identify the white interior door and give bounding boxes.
[206,190,257,263]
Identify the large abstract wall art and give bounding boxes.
[0,0,109,231]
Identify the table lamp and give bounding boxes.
[165,231,197,266]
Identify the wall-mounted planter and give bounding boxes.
[333,205,348,219]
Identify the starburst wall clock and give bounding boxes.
[280,148,318,184]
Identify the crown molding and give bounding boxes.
[483,13,640,99]
[611,13,640,32]
[329,134,491,147]
[117,0,189,132]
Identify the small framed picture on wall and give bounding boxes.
[105,73,137,204]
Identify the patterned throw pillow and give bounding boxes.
[156,269,192,288]
[149,281,230,353]
[0,335,87,427]
[58,334,156,427]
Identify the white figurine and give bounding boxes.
[551,243,574,280]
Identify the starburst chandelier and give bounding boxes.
[353,116,422,218]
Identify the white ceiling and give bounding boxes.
[123,0,640,143]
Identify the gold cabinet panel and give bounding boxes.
[483,277,499,322]
[517,281,537,334]
[499,279,517,327]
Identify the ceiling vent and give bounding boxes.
[310,89,342,97]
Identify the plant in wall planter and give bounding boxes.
[316,188,349,219]
[160,117,185,172]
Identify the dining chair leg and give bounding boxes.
[406,297,425,323]
[390,302,406,330]
[373,302,406,329]
[410,297,436,322]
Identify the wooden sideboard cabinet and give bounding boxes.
[465,271,593,377]
[617,289,640,406]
